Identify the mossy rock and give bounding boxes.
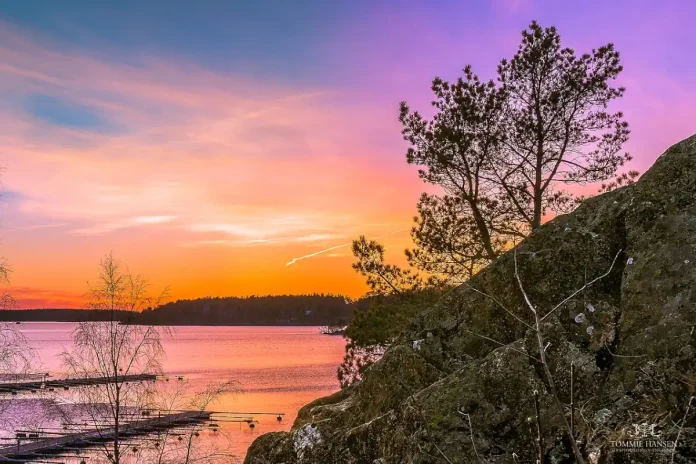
[245,134,696,464]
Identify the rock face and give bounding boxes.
[245,135,696,464]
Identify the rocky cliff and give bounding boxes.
[245,135,696,463]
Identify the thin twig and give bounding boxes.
[464,283,534,330]
[539,249,622,323]
[671,396,695,464]
[570,361,575,439]
[514,250,538,315]
[515,248,586,464]
[458,410,482,463]
[533,390,543,464]
[604,343,647,358]
[461,328,541,362]
[433,443,453,464]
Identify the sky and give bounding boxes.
[1,0,695,308]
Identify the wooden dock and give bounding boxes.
[0,410,211,462]
[0,374,157,395]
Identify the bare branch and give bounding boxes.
[461,328,541,362]
[672,396,695,464]
[515,246,586,464]
[539,249,622,323]
[464,283,534,330]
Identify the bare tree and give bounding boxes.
[60,253,169,464]
[0,269,33,382]
[0,320,36,424]
[0,181,36,422]
[0,168,12,311]
[0,259,12,310]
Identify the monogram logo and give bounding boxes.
[627,423,661,439]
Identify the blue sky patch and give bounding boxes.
[26,94,122,133]
[0,190,24,204]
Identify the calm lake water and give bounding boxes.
[16,322,347,460]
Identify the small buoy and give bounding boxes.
[132,447,138,453]
[80,460,86,464]
[194,432,200,437]
[249,422,255,429]
[277,415,282,422]
[178,436,183,441]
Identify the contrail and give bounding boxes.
[285,243,350,266]
[285,227,410,267]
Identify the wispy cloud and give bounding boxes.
[70,215,178,235]
[12,222,67,231]
[184,212,351,246]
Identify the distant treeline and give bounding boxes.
[138,293,354,326]
[0,294,356,326]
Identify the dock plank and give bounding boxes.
[0,374,157,394]
[0,410,210,462]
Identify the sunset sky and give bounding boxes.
[1,0,695,308]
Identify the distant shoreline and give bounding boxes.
[7,319,346,328]
[0,295,355,326]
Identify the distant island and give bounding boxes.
[0,294,356,327]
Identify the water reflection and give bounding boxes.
[1,324,346,460]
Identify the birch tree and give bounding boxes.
[60,253,169,464]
